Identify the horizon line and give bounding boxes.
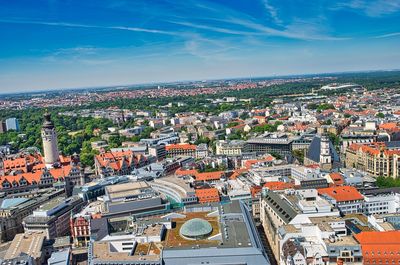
[1,68,399,97]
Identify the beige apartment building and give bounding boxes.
[345,142,400,178]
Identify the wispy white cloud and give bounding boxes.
[333,0,400,17]
[52,46,100,56]
[373,32,400,38]
[261,0,283,25]
[0,19,177,35]
[199,17,350,41]
[164,1,348,41]
[169,21,259,36]
[180,33,243,61]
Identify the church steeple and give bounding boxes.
[319,133,332,165]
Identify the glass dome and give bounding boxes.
[179,218,213,240]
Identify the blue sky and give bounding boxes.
[0,0,400,93]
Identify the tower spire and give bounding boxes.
[41,112,60,166]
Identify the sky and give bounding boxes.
[0,0,400,93]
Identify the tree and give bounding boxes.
[328,132,340,148]
[227,121,240,128]
[251,121,282,134]
[376,176,400,188]
[376,112,385,118]
[292,149,305,164]
[227,132,241,140]
[239,112,249,120]
[270,151,282,160]
[317,103,335,112]
[80,141,98,167]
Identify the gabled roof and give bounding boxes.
[96,150,145,170]
[264,191,297,224]
[229,168,248,179]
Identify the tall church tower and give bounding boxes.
[319,134,332,168]
[42,112,59,166]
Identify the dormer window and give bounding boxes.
[19,178,27,186]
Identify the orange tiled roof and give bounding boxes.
[252,109,268,114]
[3,157,27,171]
[250,186,262,198]
[231,123,246,130]
[355,231,400,264]
[195,188,220,203]
[244,156,274,169]
[348,143,362,151]
[165,143,196,151]
[49,165,72,178]
[351,142,400,157]
[318,186,364,202]
[330,172,344,186]
[96,150,145,169]
[306,164,320,169]
[195,188,220,198]
[195,171,224,181]
[263,181,294,191]
[175,168,198,176]
[355,231,400,245]
[361,145,380,156]
[379,122,398,130]
[229,168,248,180]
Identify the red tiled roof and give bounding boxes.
[95,150,145,169]
[229,168,248,180]
[244,156,275,169]
[318,186,364,202]
[263,181,294,191]
[195,188,220,199]
[175,168,198,176]
[355,231,400,265]
[379,122,398,130]
[250,186,262,198]
[195,171,224,181]
[165,143,196,151]
[330,172,344,186]
[195,188,220,203]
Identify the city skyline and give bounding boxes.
[1,0,400,93]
